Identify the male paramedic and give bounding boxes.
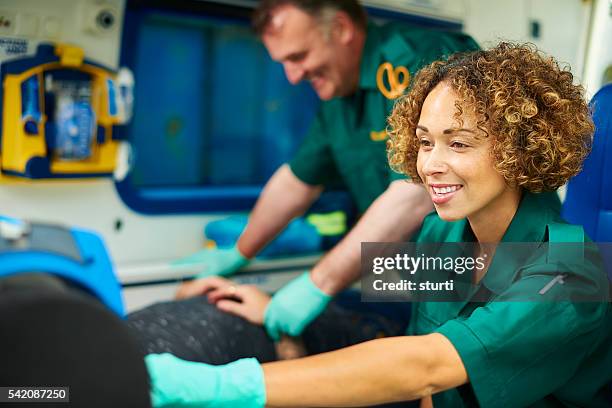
[142,0,479,347]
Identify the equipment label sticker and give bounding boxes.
[0,37,28,56]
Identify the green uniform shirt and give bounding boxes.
[408,192,612,407]
[289,23,479,213]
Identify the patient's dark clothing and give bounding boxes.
[127,297,277,364]
[126,296,406,363]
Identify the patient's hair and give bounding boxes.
[252,0,367,35]
[387,42,594,192]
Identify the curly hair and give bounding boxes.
[387,42,594,192]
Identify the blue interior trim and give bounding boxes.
[114,179,260,214]
[3,168,112,179]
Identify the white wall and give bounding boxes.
[0,0,125,68]
[364,0,466,23]
[464,0,592,83]
[582,0,612,96]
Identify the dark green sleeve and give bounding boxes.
[389,168,408,182]
[288,110,342,187]
[435,274,610,407]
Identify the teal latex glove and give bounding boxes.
[264,272,332,340]
[172,245,248,278]
[145,353,266,408]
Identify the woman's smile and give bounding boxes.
[429,183,463,204]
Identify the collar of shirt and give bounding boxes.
[444,192,556,296]
[482,192,555,295]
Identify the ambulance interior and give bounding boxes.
[0,0,610,405]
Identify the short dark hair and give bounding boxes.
[252,0,367,35]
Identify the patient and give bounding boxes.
[143,42,611,407]
[127,281,406,364]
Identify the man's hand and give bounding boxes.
[264,272,331,340]
[175,245,248,277]
[174,246,248,299]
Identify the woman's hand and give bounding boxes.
[175,275,236,300]
[208,284,271,326]
[175,275,270,325]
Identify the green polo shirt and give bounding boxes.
[289,23,479,213]
[408,192,612,407]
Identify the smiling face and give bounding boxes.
[416,82,520,224]
[261,4,361,100]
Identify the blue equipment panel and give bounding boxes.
[0,216,124,316]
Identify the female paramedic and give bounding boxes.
[144,43,612,407]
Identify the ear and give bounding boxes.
[332,11,357,45]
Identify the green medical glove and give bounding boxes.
[145,353,266,408]
[172,245,248,278]
[264,272,332,341]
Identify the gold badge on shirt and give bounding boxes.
[376,62,410,100]
[370,129,388,141]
